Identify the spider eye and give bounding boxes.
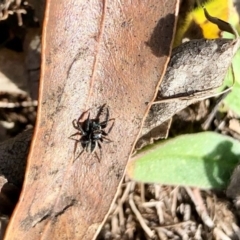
[92,122,101,129]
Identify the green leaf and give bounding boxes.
[128,132,240,189]
[221,26,240,115]
[222,50,240,115]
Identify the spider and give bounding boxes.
[70,104,115,162]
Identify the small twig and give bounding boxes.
[154,184,162,199]
[118,201,125,227]
[232,223,240,239]
[153,86,232,105]
[213,227,231,240]
[202,88,230,130]
[183,204,191,221]
[174,226,189,240]
[142,201,162,208]
[157,227,175,238]
[156,202,164,224]
[156,228,168,240]
[15,8,27,26]
[112,181,133,215]
[185,187,214,228]
[170,187,178,218]
[194,224,203,240]
[121,181,134,203]
[129,193,155,238]
[111,214,119,235]
[0,100,38,108]
[140,183,145,203]
[221,223,234,238]
[155,220,194,229]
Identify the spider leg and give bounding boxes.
[69,131,82,141]
[106,119,115,133]
[85,112,91,132]
[98,107,109,128]
[100,118,115,130]
[73,108,92,133]
[98,131,112,143]
[89,140,97,153]
[104,107,109,122]
[72,119,79,130]
[72,119,86,135]
[73,138,94,162]
[72,138,90,162]
[94,141,102,162]
[102,136,113,143]
[73,149,84,162]
[99,142,102,161]
[94,152,101,162]
[95,104,107,120]
[72,138,85,162]
[76,108,91,122]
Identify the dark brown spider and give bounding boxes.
[70,104,115,161]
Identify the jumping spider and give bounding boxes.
[70,104,115,161]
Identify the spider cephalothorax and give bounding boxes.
[70,104,114,161]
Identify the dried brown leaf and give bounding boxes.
[5,1,180,240]
[136,38,240,150]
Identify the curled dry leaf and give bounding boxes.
[5,1,180,240]
[136,38,240,150]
